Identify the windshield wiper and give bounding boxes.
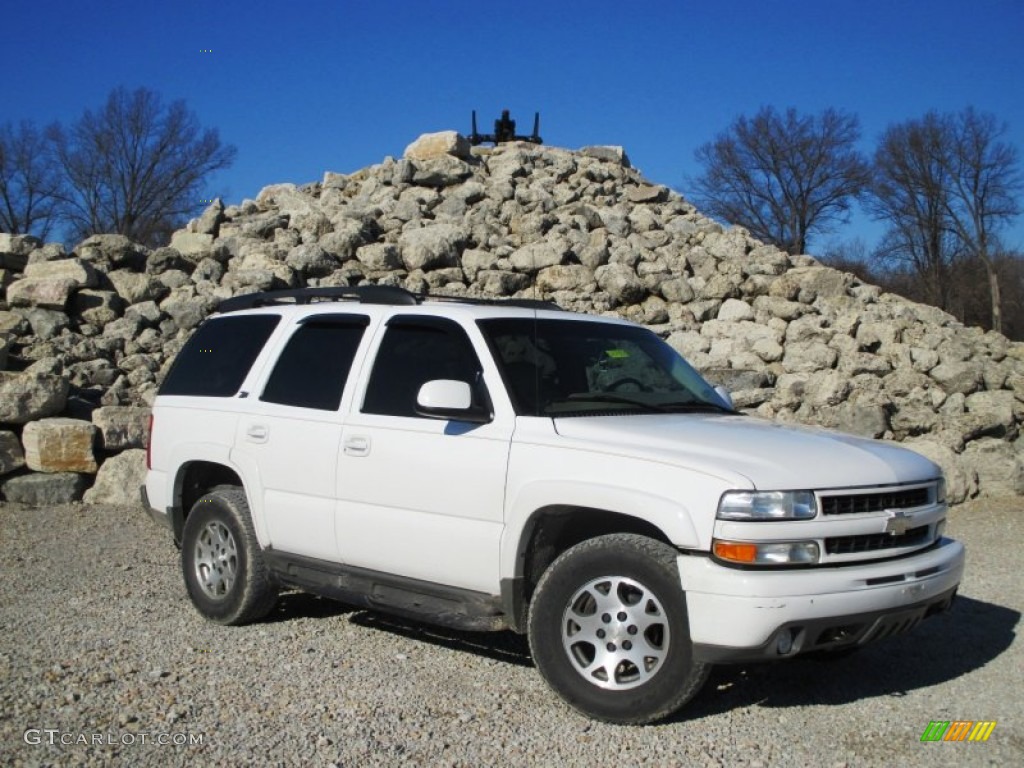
[562,393,673,413]
[659,401,737,414]
[562,393,737,415]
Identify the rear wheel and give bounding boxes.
[527,534,710,724]
[181,486,277,625]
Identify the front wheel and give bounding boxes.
[181,486,277,625]
[527,534,710,724]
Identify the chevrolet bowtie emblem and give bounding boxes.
[885,510,912,536]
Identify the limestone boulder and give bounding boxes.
[83,449,147,505]
[0,430,26,475]
[1,472,88,505]
[22,418,98,473]
[6,277,78,309]
[0,372,69,424]
[961,438,1024,496]
[398,224,467,271]
[403,131,472,161]
[92,406,151,451]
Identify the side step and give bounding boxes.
[263,551,509,632]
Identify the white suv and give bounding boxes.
[143,286,964,724]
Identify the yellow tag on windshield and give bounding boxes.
[605,349,629,359]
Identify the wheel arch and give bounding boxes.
[171,458,248,546]
[500,483,700,632]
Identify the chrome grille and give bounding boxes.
[825,525,931,555]
[820,487,930,516]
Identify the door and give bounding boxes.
[335,316,512,593]
[233,314,369,561]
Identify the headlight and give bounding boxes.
[713,539,820,565]
[717,490,817,521]
[935,477,947,504]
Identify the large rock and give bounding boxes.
[961,438,1024,496]
[107,270,167,304]
[537,265,595,293]
[1,472,88,505]
[929,361,983,395]
[23,418,98,473]
[6,277,78,309]
[595,263,646,305]
[509,241,567,273]
[0,430,26,475]
[398,224,467,271]
[403,131,472,161]
[196,198,225,236]
[92,406,151,450]
[903,438,976,504]
[83,449,147,505]
[72,290,123,327]
[76,234,149,271]
[169,231,215,258]
[0,233,42,270]
[355,243,403,271]
[410,156,474,187]
[0,372,69,424]
[23,258,98,287]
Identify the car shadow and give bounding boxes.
[348,611,533,667]
[263,591,359,623]
[266,593,1018,716]
[676,594,1020,721]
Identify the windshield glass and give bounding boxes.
[477,318,731,417]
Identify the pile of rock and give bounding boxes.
[1,131,1022,504]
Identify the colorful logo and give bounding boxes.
[921,721,996,742]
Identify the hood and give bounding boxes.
[552,414,940,490]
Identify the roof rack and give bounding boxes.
[422,294,562,311]
[215,286,563,314]
[215,286,419,313]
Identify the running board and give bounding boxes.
[263,551,508,632]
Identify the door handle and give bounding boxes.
[246,424,269,443]
[344,435,370,457]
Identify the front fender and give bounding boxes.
[500,479,701,580]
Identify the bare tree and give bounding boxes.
[940,108,1021,334]
[867,109,1021,332]
[866,113,963,310]
[690,107,870,255]
[0,121,64,238]
[51,87,236,246]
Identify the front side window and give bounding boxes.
[362,318,486,418]
[478,318,731,417]
[260,316,368,411]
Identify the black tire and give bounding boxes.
[180,486,277,625]
[527,534,710,724]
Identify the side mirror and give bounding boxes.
[714,385,734,411]
[415,379,491,423]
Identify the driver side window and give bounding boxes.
[362,319,486,418]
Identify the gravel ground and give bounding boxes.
[0,498,1021,767]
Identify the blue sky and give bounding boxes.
[4,0,1023,254]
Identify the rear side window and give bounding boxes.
[260,317,368,411]
[159,315,280,397]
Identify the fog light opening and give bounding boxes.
[776,628,797,655]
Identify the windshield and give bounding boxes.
[477,318,732,417]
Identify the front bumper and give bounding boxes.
[678,536,965,663]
